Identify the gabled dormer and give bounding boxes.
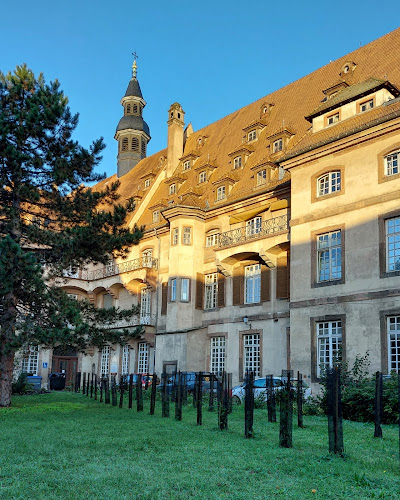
[228,144,255,170]
[268,126,294,157]
[179,150,201,171]
[242,119,267,143]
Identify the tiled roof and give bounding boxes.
[95,27,400,228]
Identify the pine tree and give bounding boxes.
[0,64,144,407]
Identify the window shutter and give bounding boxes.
[146,267,157,289]
[161,282,168,315]
[195,273,204,310]
[217,274,225,308]
[276,254,289,299]
[260,265,271,302]
[232,266,244,306]
[188,279,192,302]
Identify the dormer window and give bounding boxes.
[248,130,257,142]
[183,160,191,171]
[273,139,283,153]
[216,186,226,201]
[199,171,206,184]
[144,179,151,188]
[234,156,242,169]
[360,99,374,113]
[257,169,267,186]
[385,151,399,177]
[152,210,159,223]
[327,112,340,126]
[317,171,341,197]
[169,183,176,195]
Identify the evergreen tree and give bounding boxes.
[0,65,144,407]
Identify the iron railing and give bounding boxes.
[76,257,158,281]
[218,214,289,248]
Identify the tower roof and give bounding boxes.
[116,115,150,136]
[124,78,143,99]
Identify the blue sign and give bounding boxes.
[42,362,48,368]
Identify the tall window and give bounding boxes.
[386,217,400,272]
[216,186,226,201]
[245,264,261,303]
[152,211,159,223]
[101,346,110,376]
[257,169,267,186]
[122,345,130,375]
[140,289,151,324]
[243,334,260,376]
[206,233,219,247]
[317,320,342,377]
[169,184,176,195]
[211,337,225,376]
[385,151,399,177]
[248,130,257,141]
[142,249,153,268]
[273,138,283,153]
[317,230,342,282]
[181,278,190,301]
[234,156,242,169]
[199,171,206,183]
[183,227,192,245]
[170,278,177,301]
[246,216,262,236]
[172,227,179,246]
[183,160,191,170]
[317,171,341,197]
[387,316,400,373]
[205,273,218,310]
[21,346,39,375]
[138,342,149,373]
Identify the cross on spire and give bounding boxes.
[132,51,139,61]
[131,51,138,79]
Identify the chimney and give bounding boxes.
[167,102,185,177]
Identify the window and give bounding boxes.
[138,342,149,373]
[169,184,176,195]
[103,293,113,309]
[131,137,139,151]
[245,264,261,303]
[246,217,262,237]
[327,113,339,125]
[248,130,257,142]
[181,278,190,301]
[126,104,131,114]
[216,186,226,201]
[141,140,146,156]
[170,278,177,301]
[385,151,399,177]
[206,233,219,247]
[183,160,191,171]
[211,337,225,376]
[205,273,218,310]
[142,249,153,268]
[243,334,260,376]
[122,345,130,374]
[273,138,283,153]
[172,227,179,246]
[183,227,192,245]
[140,289,151,324]
[133,103,138,114]
[234,156,242,169]
[317,171,341,197]
[144,179,151,188]
[386,217,400,272]
[257,169,267,186]
[21,346,39,375]
[199,171,206,183]
[101,346,110,376]
[317,230,342,282]
[317,320,342,377]
[122,137,129,151]
[360,99,374,112]
[152,210,159,223]
[387,316,400,373]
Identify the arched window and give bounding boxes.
[131,137,139,152]
[317,171,341,197]
[121,137,128,151]
[384,150,399,177]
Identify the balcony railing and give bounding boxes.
[77,257,158,281]
[218,214,289,248]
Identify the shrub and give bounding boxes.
[12,373,32,395]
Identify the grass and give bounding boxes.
[0,392,399,499]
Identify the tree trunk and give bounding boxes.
[0,348,15,407]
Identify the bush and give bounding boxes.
[12,373,32,395]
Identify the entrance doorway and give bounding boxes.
[52,345,78,388]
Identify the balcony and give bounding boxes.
[77,257,158,281]
[218,214,289,248]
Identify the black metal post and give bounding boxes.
[297,371,303,429]
[150,372,157,415]
[374,371,383,438]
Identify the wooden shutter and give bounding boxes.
[195,273,204,310]
[232,265,244,306]
[146,267,157,289]
[217,274,225,308]
[276,254,289,299]
[260,265,271,302]
[161,282,168,315]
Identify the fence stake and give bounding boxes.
[175,371,183,421]
[244,371,254,438]
[162,372,170,418]
[279,371,293,448]
[136,373,143,412]
[128,374,133,409]
[119,375,124,408]
[374,371,383,438]
[327,367,344,455]
[105,376,110,404]
[82,372,86,396]
[209,373,215,412]
[94,374,98,400]
[150,372,157,415]
[297,371,304,429]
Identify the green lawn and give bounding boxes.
[0,392,398,499]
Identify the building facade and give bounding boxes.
[20,29,400,392]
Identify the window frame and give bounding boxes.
[21,346,39,375]
[171,227,179,246]
[101,346,111,377]
[170,278,177,302]
[358,97,375,113]
[316,320,342,378]
[385,151,400,177]
[311,225,345,288]
[311,166,344,203]
[206,232,219,248]
[244,264,261,304]
[138,342,149,374]
[152,210,159,223]
[317,171,341,198]
[182,226,192,245]
[243,333,261,377]
[272,138,283,153]
[204,273,218,310]
[233,156,242,169]
[246,217,262,237]
[378,143,400,184]
[140,288,151,323]
[386,316,400,373]
[122,345,130,375]
[379,210,400,278]
[325,111,340,126]
[181,278,190,302]
[199,171,207,184]
[144,178,151,188]
[216,185,226,201]
[183,160,191,171]
[256,169,267,186]
[247,130,257,142]
[169,183,176,195]
[210,336,226,376]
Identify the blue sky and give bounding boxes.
[2,1,399,179]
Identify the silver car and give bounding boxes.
[232,376,311,404]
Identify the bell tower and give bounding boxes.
[115,57,151,177]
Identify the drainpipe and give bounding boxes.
[153,228,161,373]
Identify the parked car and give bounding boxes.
[121,373,157,388]
[231,376,311,405]
[157,372,220,394]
